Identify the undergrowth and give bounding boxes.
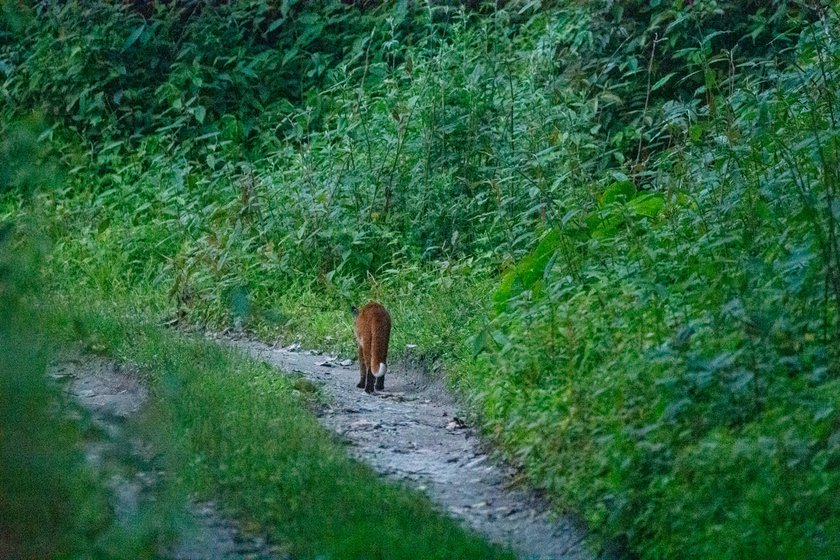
[3,1,840,558]
[0,212,169,558]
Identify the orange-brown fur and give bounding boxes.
[352,302,392,393]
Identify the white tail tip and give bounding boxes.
[373,363,387,378]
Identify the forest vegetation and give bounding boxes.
[2,1,839,558]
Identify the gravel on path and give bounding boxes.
[232,337,594,560]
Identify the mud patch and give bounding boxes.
[50,352,283,559]
[231,338,594,560]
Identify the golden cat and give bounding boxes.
[351,302,392,393]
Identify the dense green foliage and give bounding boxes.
[1,121,198,559]
[0,229,108,558]
[0,176,165,557]
[3,1,840,558]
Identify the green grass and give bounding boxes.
[46,298,512,560]
[0,233,172,559]
[0,310,110,559]
[4,1,840,558]
[1,224,510,558]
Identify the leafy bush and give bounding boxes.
[3,0,840,558]
[466,7,840,558]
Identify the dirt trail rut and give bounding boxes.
[51,353,282,559]
[233,338,594,560]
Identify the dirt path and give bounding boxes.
[50,353,282,559]
[231,337,594,560]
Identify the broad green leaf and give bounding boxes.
[122,24,145,52]
[599,181,636,206]
[193,105,206,124]
[627,193,664,218]
[493,229,561,314]
[588,209,623,239]
[651,72,676,92]
[470,329,489,358]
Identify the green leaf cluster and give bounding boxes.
[3,1,840,558]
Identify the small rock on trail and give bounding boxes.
[232,338,594,560]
